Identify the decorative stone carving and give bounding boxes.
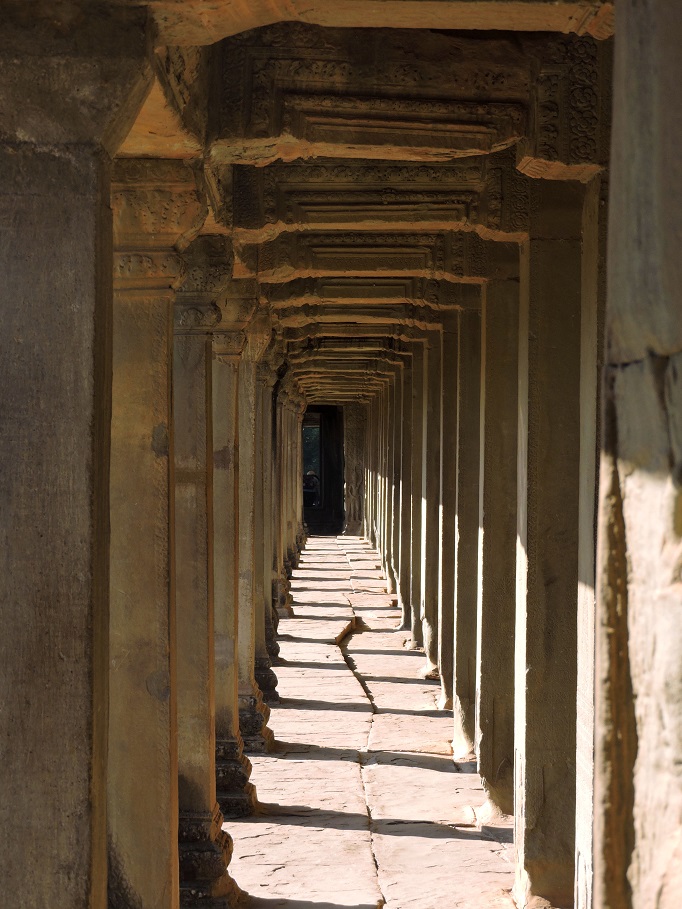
[112,159,208,292]
[212,24,529,164]
[518,34,612,180]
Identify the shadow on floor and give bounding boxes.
[271,740,473,774]
[240,900,379,909]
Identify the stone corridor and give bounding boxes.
[230,537,513,909]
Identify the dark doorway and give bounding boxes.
[302,405,344,534]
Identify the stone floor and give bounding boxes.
[228,536,514,909]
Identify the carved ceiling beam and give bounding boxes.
[219,151,530,243]
[151,1,614,47]
[235,229,517,284]
[263,277,482,312]
[206,24,610,177]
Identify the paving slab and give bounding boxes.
[229,536,514,909]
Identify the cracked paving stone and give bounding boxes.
[229,535,514,909]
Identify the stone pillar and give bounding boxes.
[343,403,366,534]
[0,13,150,907]
[452,310,481,754]
[390,368,403,594]
[213,333,256,819]
[238,316,275,754]
[253,363,279,704]
[409,341,426,648]
[398,357,413,629]
[475,274,519,817]
[259,360,281,664]
[420,328,443,678]
[273,392,292,615]
[295,395,307,553]
[592,8,682,908]
[437,314,460,710]
[364,396,377,545]
[513,181,587,909]
[383,381,395,588]
[109,160,205,908]
[174,296,235,907]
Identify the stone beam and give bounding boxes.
[264,276,482,312]
[208,25,609,175]
[226,152,530,242]
[235,230,518,284]
[149,0,614,46]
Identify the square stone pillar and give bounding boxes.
[421,328,443,679]
[212,335,256,819]
[409,341,426,648]
[452,309,482,755]
[238,318,275,754]
[109,160,206,909]
[513,181,588,909]
[438,313,460,710]
[0,13,151,907]
[253,363,280,704]
[390,367,403,594]
[343,403,366,535]
[173,305,235,907]
[398,357,414,629]
[475,274,520,817]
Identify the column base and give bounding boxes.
[274,574,294,617]
[179,807,238,909]
[239,685,275,754]
[255,655,280,705]
[215,735,257,818]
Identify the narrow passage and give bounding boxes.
[229,536,514,909]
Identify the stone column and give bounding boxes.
[273,391,292,615]
[213,332,256,818]
[409,341,426,648]
[452,309,482,755]
[109,160,205,909]
[238,316,275,754]
[420,328,443,678]
[364,396,377,544]
[390,368,403,594]
[0,14,150,907]
[343,403,366,535]
[398,356,413,629]
[513,181,587,909]
[253,362,279,704]
[592,9,681,908]
[475,274,519,817]
[259,360,281,664]
[174,292,235,906]
[295,394,307,554]
[437,313,460,710]
[382,381,395,588]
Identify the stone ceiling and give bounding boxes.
[118,19,612,404]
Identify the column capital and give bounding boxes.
[113,159,208,294]
[241,310,273,363]
[174,236,232,335]
[213,331,246,364]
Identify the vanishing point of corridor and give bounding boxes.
[229,537,513,909]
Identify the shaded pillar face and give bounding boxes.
[438,315,460,710]
[212,338,256,819]
[409,343,426,648]
[420,330,443,678]
[452,310,481,755]
[0,14,150,907]
[398,363,414,629]
[237,325,274,754]
[595,7,682,908]
[513,181,586,909]
[475,277,519,816]
[253,365,279,705]
[109,160,206,909]
[390,370,403,593]
[343,403,366,535]
[173,315,235,906]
